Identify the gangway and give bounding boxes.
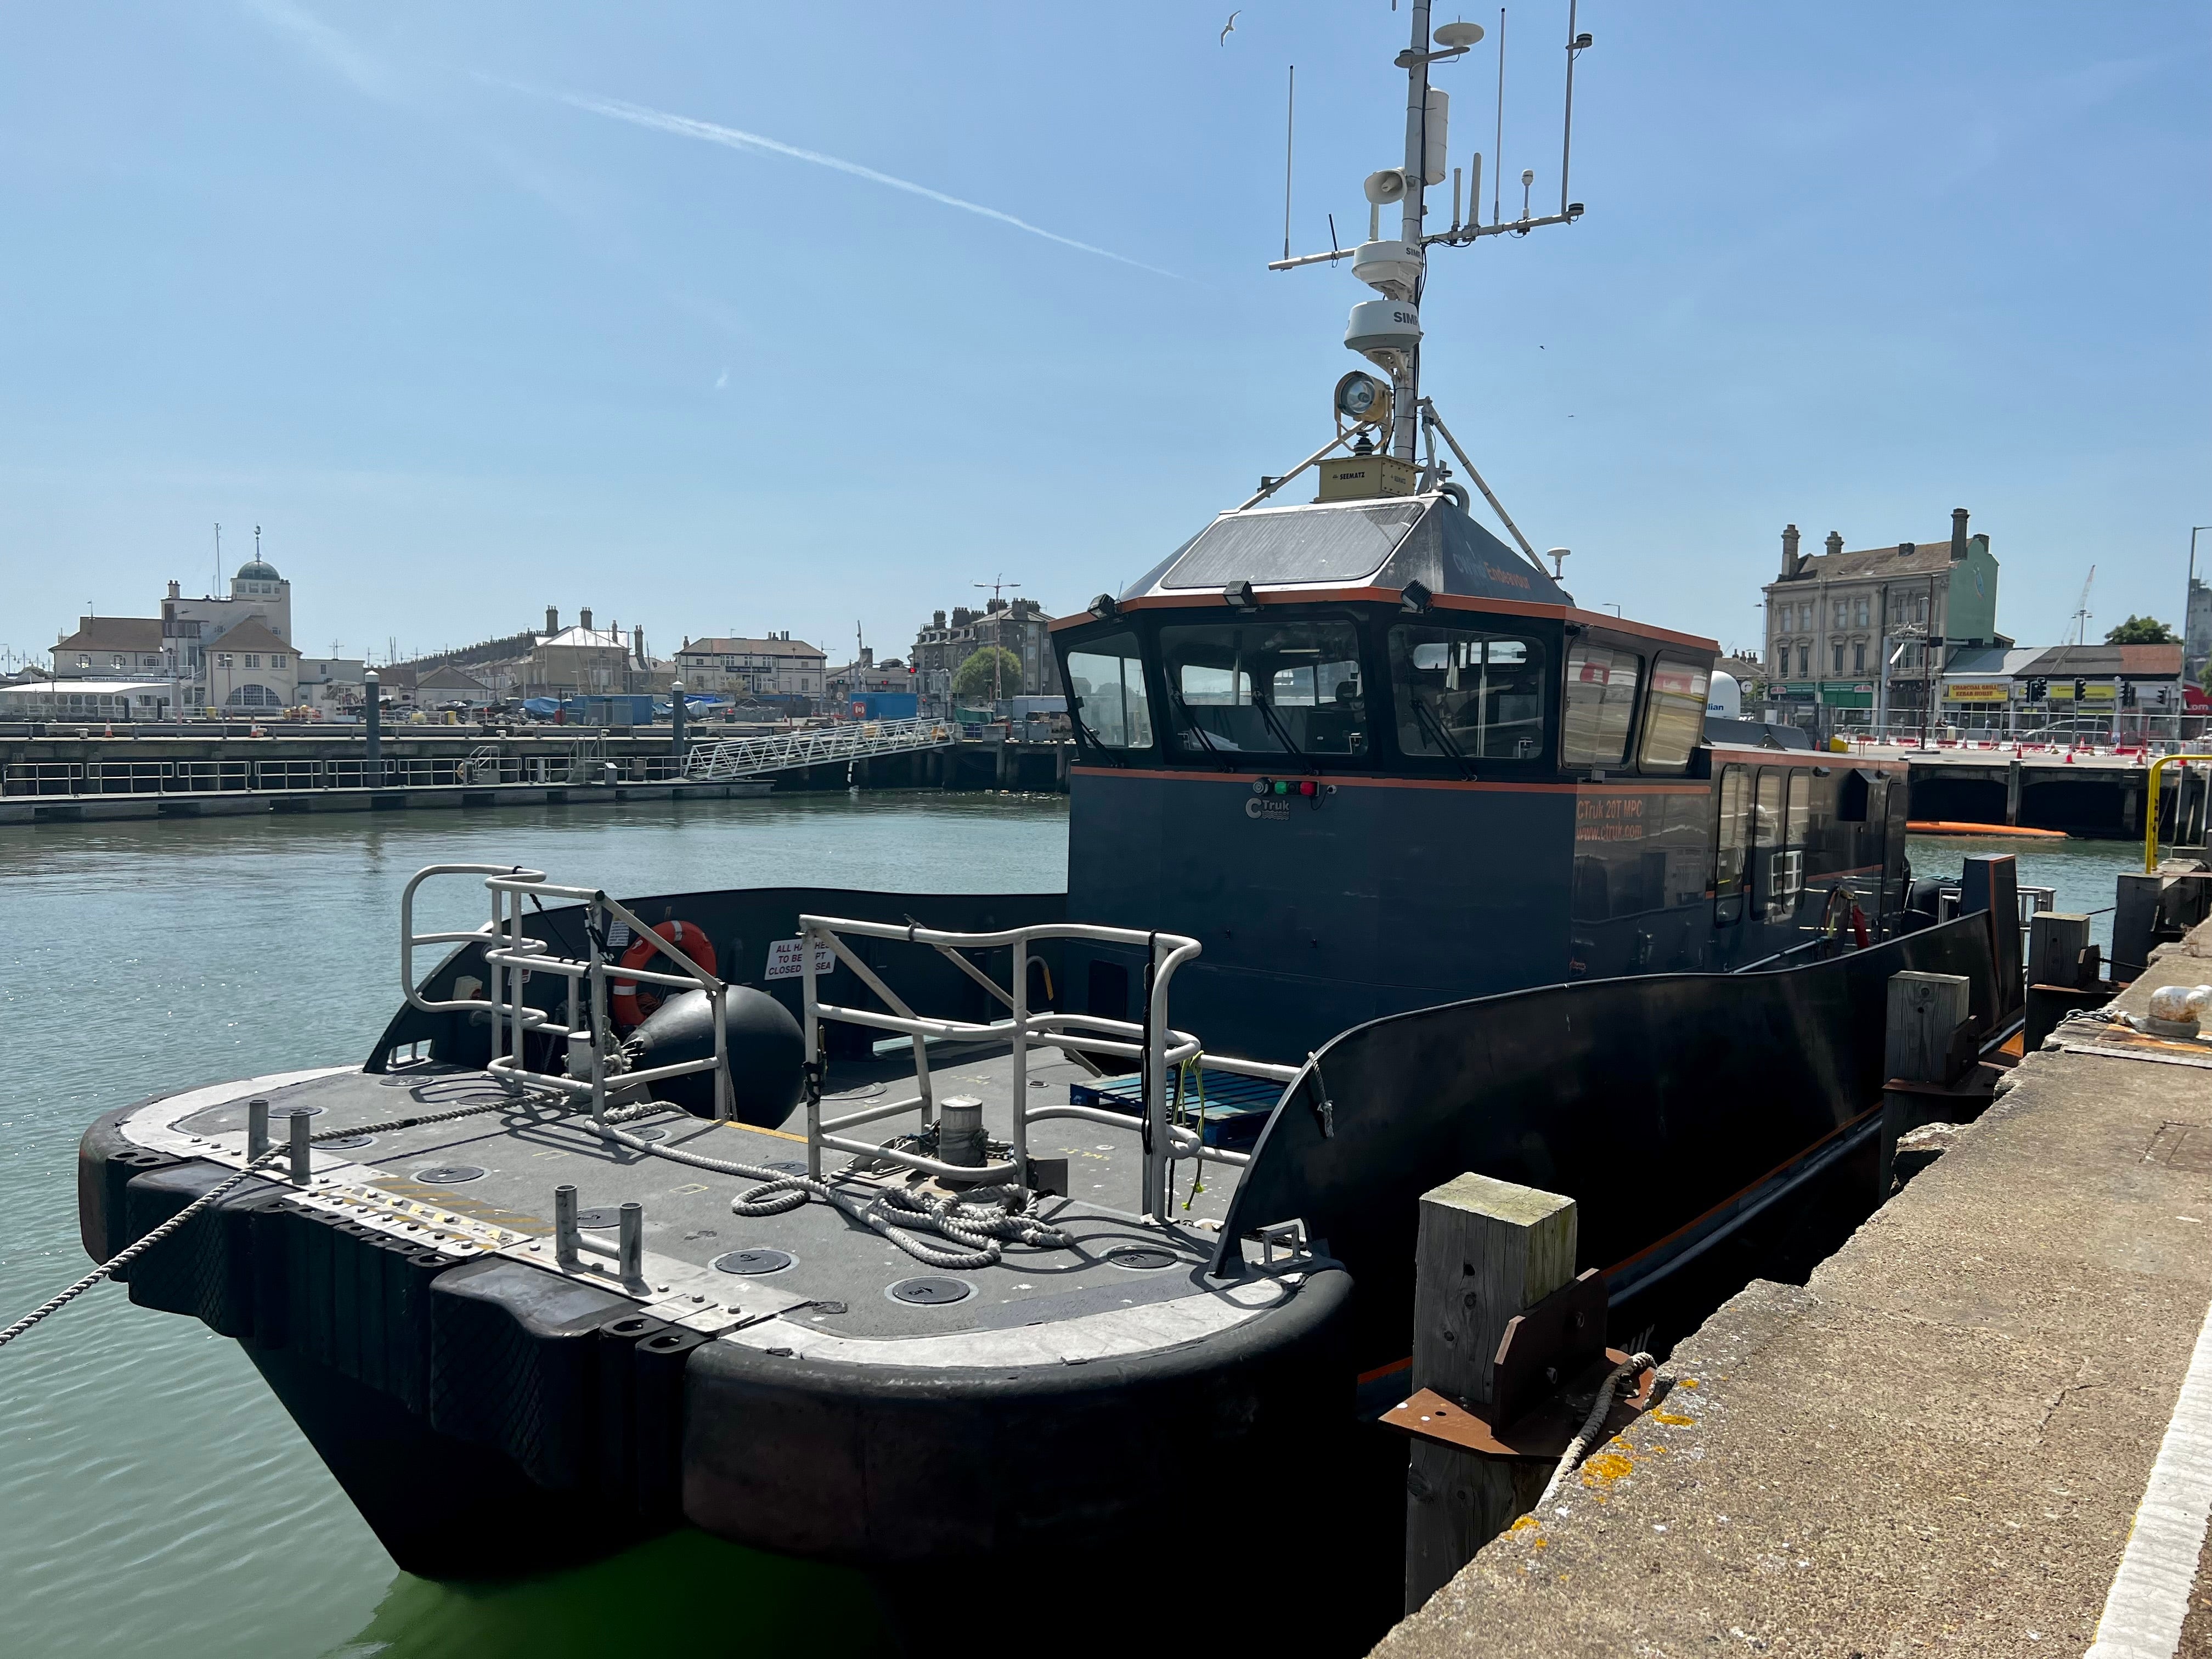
[680,716,954,782]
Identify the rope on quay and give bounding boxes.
[1532,1349,1657,1517]
[597,1121,1074,1272]
[0,1092,549,1353]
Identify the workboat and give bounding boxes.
[67,4,2021,1640]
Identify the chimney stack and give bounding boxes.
[1825,531,1843,559]
[167,579,181,600]
[546,606,559,635]
[633,624,645,664]
[579,607,594,632]
[1950,507,1970,562]
[1780,524,1801,577]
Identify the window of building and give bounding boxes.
[1796,644,1810,676]
[217,653,233,668]
[1064,630,1154,751]
[1161,619,1367,757]
[75,653,90,668]
[271,653,286,668]
[1832,643,1846,675]
[1853,642,1866,673]
[1854,597,1870,627]
[244,653,261,668]
[1389,627,1548,763]
[1638,657,1709,773]
[1832,601,1847,629]
[1561,640,1643,768]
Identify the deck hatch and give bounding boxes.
[1160,500,1426,590]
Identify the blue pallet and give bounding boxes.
[1068,1069,1286,1148]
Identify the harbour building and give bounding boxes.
[669,633,827,712]
[1760,510,2003,723]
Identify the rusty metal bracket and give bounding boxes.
[1381,1349,1655,1462]
[1491,1267,1609,1424]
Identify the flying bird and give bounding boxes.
[1220,10,1240,46]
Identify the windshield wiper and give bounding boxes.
[1171,692,1232,766]
[1250,693,1314,771]
[1410,692,1476,778]
[1068,702,1127,767]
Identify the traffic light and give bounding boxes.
[2122,681,2137,708]
[2074,678,2089,701]
[2026,676,2047,699]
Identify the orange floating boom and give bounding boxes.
[1907,820,2070,839]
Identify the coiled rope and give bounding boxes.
[596,1122,1074,1271]
[1532,1349,1657,1516]
[0,1091,562,1352]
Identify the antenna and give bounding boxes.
[1493,8,1505,226]
[213,522,221,595]
[1560,0,1588,215]
[1282,66,1295,263]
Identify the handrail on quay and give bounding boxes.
[2143,753,2212,871]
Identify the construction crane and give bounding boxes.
[2072,565,2097,646]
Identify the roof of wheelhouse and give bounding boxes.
[1054,491,1718,656]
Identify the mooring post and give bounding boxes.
[2028,912,2092,990]
[2005,758,2023,826]
[287,1109,314,1186]
[2113,872,2163,984]
[1879,970,1971,1195]
[1403,1171,1577,1616]
[247,1096,271,1162]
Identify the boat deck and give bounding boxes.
[117,1044,1278,1354]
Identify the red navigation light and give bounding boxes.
[1299,779,1318,797]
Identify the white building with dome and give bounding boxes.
[160,557,303,711]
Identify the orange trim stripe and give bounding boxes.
[1051,589,1719,654]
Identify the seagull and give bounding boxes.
[1220,9,1240,45]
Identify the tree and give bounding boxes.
[952,646,1023,704]
[2106,615,2177,645]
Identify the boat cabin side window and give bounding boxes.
[1637,656,1710,775]
[1753,767,1805,920]
[1714,764,1749,922]
[1387,625,1548,763]
[1561,641,1643,769]
[1159,619,1367,758]
[1065,631,1155,752]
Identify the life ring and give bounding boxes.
[611,920,716,1028]
[1817,887,1872,951]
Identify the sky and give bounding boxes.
[0,1,2204,670]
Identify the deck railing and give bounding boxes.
[797,915,1300,1217]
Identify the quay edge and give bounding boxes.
[1375,907,2212,1654]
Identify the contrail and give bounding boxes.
[514,82,1179,281]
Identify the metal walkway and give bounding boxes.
[680,718,954,782]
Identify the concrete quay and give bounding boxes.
[0,778,771,824]
[1379,920,2212,1655]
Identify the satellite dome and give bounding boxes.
[235,559,280,582]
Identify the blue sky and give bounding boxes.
[1,1,2204,669]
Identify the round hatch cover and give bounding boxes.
[627,1126,670,1143]
[1107,1246,1180,1272]
[267,1103,323,1118]
[413,1165,486,1185]
[574,1207,622,1229]
[765,1160,809,1175]
[318,1134,375,1150]
[714,1248,795,1275]
[888,1276,971,1306]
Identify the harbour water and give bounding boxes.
[0,802,2135,1656]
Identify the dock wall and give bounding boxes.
[1377,917,2212,1653]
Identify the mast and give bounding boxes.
[1392,0,1432,462]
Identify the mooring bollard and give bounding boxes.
[288,1109,314,1186]
[247,1097,271,1162]
[1879,969,1971,1195]
[1403,1171,1578,1616]
[2028,911,2092,990]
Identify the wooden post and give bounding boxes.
[1403,1172,1577,1615]
[2113,872,2162,984]
[2006,759,2023,826]
[1880,970,1971,1195]
[2028,912,2092,990]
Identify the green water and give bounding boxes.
[0,793,1067,1659]
[0,800,2139,1657]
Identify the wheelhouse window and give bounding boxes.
[1064,630,1153,751]
[1714,763,1749,923]
[1388,625,1548,763]
[1638,656,1709,774]
[1159,618,1367,758]
[1561,641,1643,768]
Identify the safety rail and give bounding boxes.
[683,717,953,782]
[798,915,1301,1217]
[399,863,733,1123]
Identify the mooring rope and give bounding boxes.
[0,1091,554,1353]
[1532,1349,1658,1516]
[597,1121,1074,1271]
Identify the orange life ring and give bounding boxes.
[611,920,716,1028]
